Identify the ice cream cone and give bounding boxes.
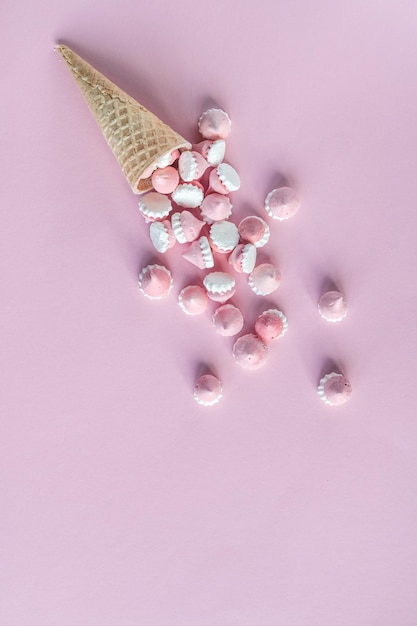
[56,45,191,194]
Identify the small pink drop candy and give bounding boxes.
[172,182,205,208]
[198,108,232,140]
[200,193,233,223]
[209,220,239,254]
[238,216,270,248]
[194,373,223,406]
[171,211,205,243]
[155,149,180,169]
[138,264,173,299]
[232,334,268,370]
[151,166,180,194]
[248,263,281,296]
[209,163,240,194]
[178,285,209,316]
[265,187,301,221]
[203,271,236,303]
[229,243,257,273]
[149,220,176,253]
[255,309,288,342]
[212,304,244,336]
[318,290,348,322]
[178,151,210,182]
[194,140,226,166]
[138,192,172,222]
[318,372,352,406]
[182,236,214,270]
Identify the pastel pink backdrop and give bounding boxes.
[1,0,417,624]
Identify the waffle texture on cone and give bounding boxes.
[56,45,191,194]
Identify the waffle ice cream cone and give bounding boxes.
[56,45,191,194]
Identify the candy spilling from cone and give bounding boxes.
[56,44,351,408]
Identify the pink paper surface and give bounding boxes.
[2,1,417,624]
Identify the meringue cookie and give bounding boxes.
[138,192,172,222]
[212,304,244,336]
[178,151,210,182]
[200,193,233,223]
[232,334,268,370]
[194,373,223,406]
[138,264,173,299]
[171,210,205,243]
[182,236,214,269]
[151,166,179,194]
[318,372,352,406]
[194,139,226,166]
[172,182,204,208]
[254,309,288,342]
[318,290,348,322]
[238,216,270,248]
[264,187,301,221]
[149,220,176,253]
[209,220,239,254]
[248,263,281,296]
[203,271,236,303]
[178,285,209,316]
[209,163,240,194]
[198,108,232,140]
[229,243,257,273]
[155,149,180,169]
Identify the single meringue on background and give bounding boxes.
[212,304,244,336]
[238,216,270,248]
[209,220,239,253]
[317,372,352,406]
[255,309,288,342]
[203,271,236,303]
[198,108,232,140]
[138,264,173,299]
[193,373,223,406]
[182,236,214,269]
[232,334,268,370]
[248,263,281,296]
[138,192,172,222]
[318,290,348,322]
[264,186,301,220]
[178,285,209,316]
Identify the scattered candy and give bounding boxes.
[193,373,223,406]
[151,166,179,194]
[138,191,172,222]
[203,271,236,303]
[149,220,176,253]
[178,285,209,316]
[318,290,348,322]
[255,309,288,342]
[171,210,205,243]
[317,372,352,406]
[248,263,281,296]
[212,304,244,336]
[229,243,257,273]
[264,186,300,221]
[138,264,173,299]
[198,108,232,140]
[238,216,270,248]
[232,334,268,370]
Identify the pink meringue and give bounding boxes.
[229,243,257,273]
[194,373,223,406]
[171,210,205,243]
[232,334,268,370]
[254,309,288,342]
[248,263,281,296]
[209,220,239,254]
[149,219,176,253]
[265,187,301,221]
[318,290,348,323]
[182,236,214,269]
[178,151,210,182]
[138,264,173,299]
[151,166,179,194]
[198,108,232,140]
[172,182,204,208]
[138,192,172,222]
[200,193,233,223]
[178,285,209,316]
[209,163,240,194]
[194,139,226,166]
[155,149,180,169]
[203,271,236,303]
[238,216,270,248]
[212,304,244,336]
[317,372,352,406]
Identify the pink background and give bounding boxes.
[2,0,417,624]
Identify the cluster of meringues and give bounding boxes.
[56,44,352,408]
